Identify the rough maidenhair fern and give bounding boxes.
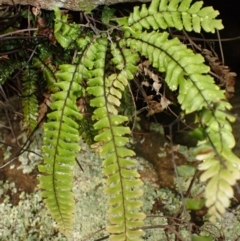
[87,38,145,240]
[118,0,240,223]
[36,0,240,239]
[38,63,84,237]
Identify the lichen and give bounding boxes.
[18,129,43,174]
[1,140,240,240]
[0,181,66,240]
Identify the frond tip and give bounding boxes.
[196,102,240,222]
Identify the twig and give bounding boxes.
[0,28,38,38]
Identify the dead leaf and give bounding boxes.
[160,95,171,110]
[202,48,237,99]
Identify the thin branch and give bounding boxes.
[0,28,38,38]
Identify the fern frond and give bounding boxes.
[86,36,145,240]
[32,57,58,92]
[119,0,223,34]
[54,7,80,48]
[125,28,240,221]
[22,68,38,135]
[38,63,83,238]
[0,59,23,84]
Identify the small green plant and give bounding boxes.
[1,0,240,240]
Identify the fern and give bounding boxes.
[87,38,145,240]
[35,0,240,239]
[38,13,86,237]
[38,63,84,237]
[22,68,39,135]
[0,58,23,84]
[53,7,80,48]
[120,0,239,223]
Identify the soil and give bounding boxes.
[133,129,190,189]
[0,106,38,206]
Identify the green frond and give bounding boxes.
[126,28,239,222]
[53,7,80,48]
[119,0,223,34]
[36,1,236,237]
[195,102,240,222]
[126,31,224,112]
[38,63,84,238]
[22,68,39,135]
[86,36,145,240]
[0,59,23,84]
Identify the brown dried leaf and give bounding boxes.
[147,100,163,117]
[37,93,52,123]
[202,48,237,99]
[138,61,162,94]
[160,96,171,110]
[76,97,87,115]
[0,55,9,59]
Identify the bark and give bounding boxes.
[0,0,151,11]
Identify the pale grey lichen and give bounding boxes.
[18,129,43,173]
[199,210,240,241]
[1,138,240,241]
[0,181,66,241]
[71,140,108,240]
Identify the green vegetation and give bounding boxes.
[1,0,239,240]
